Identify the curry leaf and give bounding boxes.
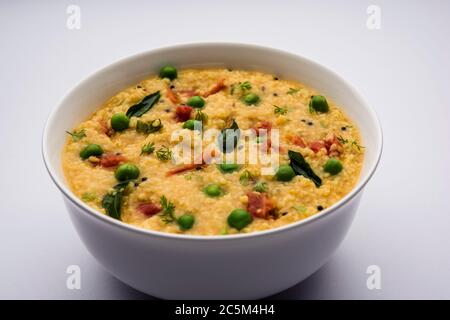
[218,120,240,153]
[126,91,160,118]
[288,150,322,187]
[101,181,132,220]
[101,190,123,220]
[113,180,132,191]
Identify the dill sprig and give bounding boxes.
[159,195,177,224]
[253,181,268,193]
[273,105,288,115]
[141,142,155,155]
[231,81,252,96]
[337,135,365,151]
[239,81,252,91]
[351,140,365,151]
[337,135,349,144]
[156,145,172,161]
[239,170,254,186]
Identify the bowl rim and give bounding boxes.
[42,42,383,241]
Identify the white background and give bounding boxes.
[1,0,449,299]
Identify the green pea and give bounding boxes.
[115,163,140,181]
[182,119,202,130]
[79,144,103,160]
[203,184,223,197]
[218,163,240,173]
[110,113,130,132]
[309,95,329,113]
[323,158,343,175]
[178,214,195,230]
[242,93,260,105]
[275,165,296,181]
[159,65,177,80]
[187,96,205,108]
[227,209,252,230]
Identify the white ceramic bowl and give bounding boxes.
[43,43,382,299]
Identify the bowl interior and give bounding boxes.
[44,43,381,220]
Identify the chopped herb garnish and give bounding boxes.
[81,192,97,202]
[66,129,86,142]
[351,140,365,151]
[136,119,163,134]
[126,91,160,118]
[239,81,252,91]
[337,135,348,144]
[293,205,307,213]
[231,81,252,96]
[337,135,365,151]
[141,142,155,155]
[288,150,322,187]
[159,195,176,224]
[230,84,235,95]
[253,181,268,193]
[218,120,240,153]
[274,105,288,115]
[239,170,254,186]
[195,110,208,124]
[156,145,172,161]
[287,88,301,95]
[220,225,229,235]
